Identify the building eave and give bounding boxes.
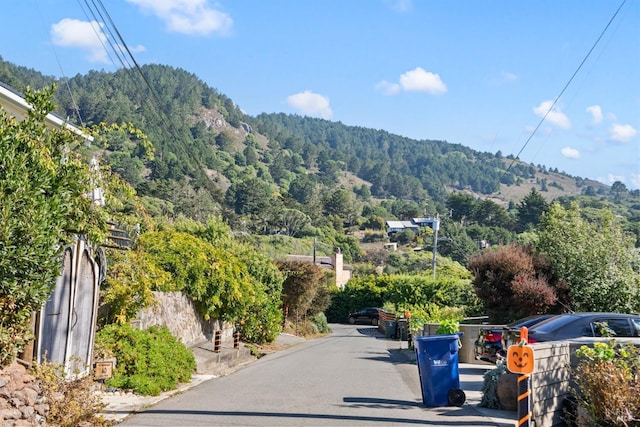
[0,82,93,142]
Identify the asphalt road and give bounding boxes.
[119,324,500,426]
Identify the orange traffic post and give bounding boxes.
[214,330,222,353]
[506,326,533,427]
[234,330,240,350]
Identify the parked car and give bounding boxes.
[348,308,381,326]
[502,312,640,348]
[474,315,553,364]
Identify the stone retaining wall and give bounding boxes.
[0,362,47,426]
[134,291,234,346]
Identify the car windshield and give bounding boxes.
[507,315,551,329]
[529,315,577,333]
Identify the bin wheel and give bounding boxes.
[447,388,466,407]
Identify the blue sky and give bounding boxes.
[2,0,639,189]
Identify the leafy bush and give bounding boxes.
[435,319,460,335]
[311,312,331,334]
[325,273,479,324]
[324,276,384,323]
[31,360,111,427]
[570,341,640,426]
[99,248,169,326]
[468,244,566,323]
[236,290,282,344]
[146,219,285,344]
[95,324,196,396]
[0,87,108,367]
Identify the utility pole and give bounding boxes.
[431,214,440,278]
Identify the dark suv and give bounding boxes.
[348,308,381,326]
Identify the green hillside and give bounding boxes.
[2,57,638,252]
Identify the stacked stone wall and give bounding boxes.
[0,362,47,426]
[134,291,234,346]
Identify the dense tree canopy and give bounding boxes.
[535,203,640,313]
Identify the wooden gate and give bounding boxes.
[37,239,100,378]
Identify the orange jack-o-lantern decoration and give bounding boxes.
[507,344,534,374]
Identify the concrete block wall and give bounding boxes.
[422,322,502,364]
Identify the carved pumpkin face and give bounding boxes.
[507,345,534,374]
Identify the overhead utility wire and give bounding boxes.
[503,0,628,176]
[34,1,85,126]
[90,0,189,144]
[76,0,129,71]
[86,0,136,70]
[83,0,219,191]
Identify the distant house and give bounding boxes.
[386,217,439,235]
[412,217,438,228]
[386,220,419,234]
[383,242,398,251]
[286,249,353,289]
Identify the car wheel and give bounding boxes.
[348,317,356,325]
[371,318,378,326]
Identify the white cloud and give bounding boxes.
[286,91,333,119]
[51,19,109,63]
[533,100,571,129]
[609,123,638,143]
[126,0,232,36]
[586,105,603,125]
[561,147,580,159]
[374,80,401,96]
[376,67,446,96]
[631,173,640,190]
[400,67,447,94]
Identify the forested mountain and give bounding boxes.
[2,57,638,249]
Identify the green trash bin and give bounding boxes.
[397,319,408,340]
[384,320,397,338]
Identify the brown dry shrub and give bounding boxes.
[30,360,112,427]
[571,342,640,426]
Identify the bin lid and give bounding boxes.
[415,334,459,341]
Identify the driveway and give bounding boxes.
[111,324,515,426]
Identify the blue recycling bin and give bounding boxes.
[415,335,465,407]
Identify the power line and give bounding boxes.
[75,0,222,195]
[503,0,628,177]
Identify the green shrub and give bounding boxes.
[435,319,460,335]
[325,276,384,323]
[311,312,331,334]
[95,324,196,396]
[236,291,282,344]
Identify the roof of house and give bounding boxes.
[0,81,92,141]
[284,255,353,271]
[413,217,436,224]
[386,220,419,229]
